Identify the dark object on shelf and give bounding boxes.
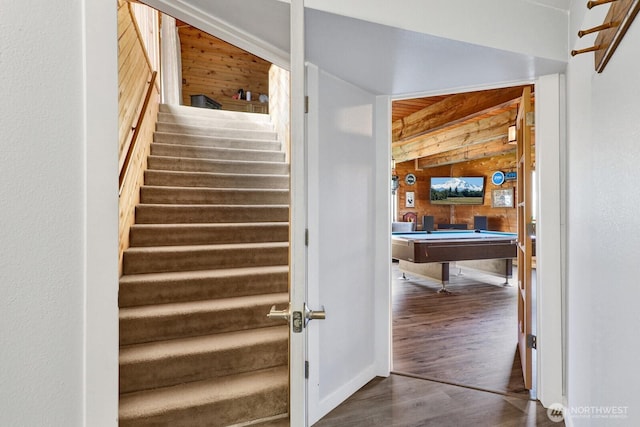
[190,94,222,109]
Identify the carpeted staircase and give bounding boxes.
[119,104,290,426]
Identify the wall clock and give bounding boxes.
[405,173,416,185]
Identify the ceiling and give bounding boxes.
[391,85,533,168]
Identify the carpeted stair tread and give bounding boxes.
[151,142,286,162]
[144,169,289,189]
[129,222,289,247]
[123,242,289,275]
[157,112,274,131]
[119,265,288,307]
[140,186,289,205]
[160,104,272,123]
[156,122,278,141]
[118,365,288,426]
[135,204,289,225]
[119,326,288,393]
[154,132,281,151]
[147,155,289,174]
[129,222,289,246]
[119,292,289,345]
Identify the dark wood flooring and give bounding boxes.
[315,265,562,425]
[392,261,528,396]
[314,374,561,427]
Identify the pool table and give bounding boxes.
[391,230,517,293]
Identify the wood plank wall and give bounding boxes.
[179,26,271,114]
[268,65,290,162]
[396,153,518,232]
[118,0,160,274]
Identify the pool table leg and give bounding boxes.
[503,258,514,286]
[437,262,452,294]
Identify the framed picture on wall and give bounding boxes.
[492,187,514,208]
[406,191,415,208]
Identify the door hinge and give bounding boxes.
[305,96,309,113]
[526,111,535,126]
[305,361,309,379]
[527,334,537,349]
[305,228,309,246]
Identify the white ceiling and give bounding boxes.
[145,0,569,97]
[305,9,567,97]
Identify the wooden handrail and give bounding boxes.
[119,70,157,195]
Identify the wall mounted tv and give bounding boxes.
[430,177,486,205]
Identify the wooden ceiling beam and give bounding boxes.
[416,139,517,169]
[392,86,528,142]
[392,108,517,163]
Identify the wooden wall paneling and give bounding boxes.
[118,97,159,274]
[179,26,270,114]
[396,154,518,232]
[451,153,517,232]
[269,65,291,162]
[117,0,159,273]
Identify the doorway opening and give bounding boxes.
[389,84,537,399]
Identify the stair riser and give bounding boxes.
[120,338,287,394]
[119,270,288,307]
[151,143,285,162]
[159,104,271,123]
[156,122,277,141]
[147,156,289,175]
[157,112,273,131]
[148,156,289,175]
[154,132,280,152]
[129,224,289,247]
[135,205,289,225]
[120,302,287,345]
[123,245,288,275]
[140,187,289,205]
[144,170,289,189]
[119,384,287,427]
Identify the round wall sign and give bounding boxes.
[491,171,505,186]
[405,173,416,185]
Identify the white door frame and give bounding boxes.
[289,0,307,425]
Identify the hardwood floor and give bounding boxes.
[391,261,529,396]
[314,374,561,427]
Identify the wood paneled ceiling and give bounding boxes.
[391,85,533,168]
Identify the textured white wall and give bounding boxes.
[0,1,119,426]
[566,3,640,425]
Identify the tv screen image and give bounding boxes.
[430,177,485,205]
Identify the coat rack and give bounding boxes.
[571,0,640,72]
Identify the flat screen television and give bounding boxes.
[430,176,485,205]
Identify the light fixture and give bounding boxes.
[507,125,517,144]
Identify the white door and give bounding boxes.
[287,3,390,424]
[305,63,389,425]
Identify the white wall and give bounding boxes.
[0,1,119,426]
[565,4,640,425]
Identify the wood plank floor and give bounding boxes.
[314,374,561,427]
[392,261,529,395]
[315,262,563,426]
